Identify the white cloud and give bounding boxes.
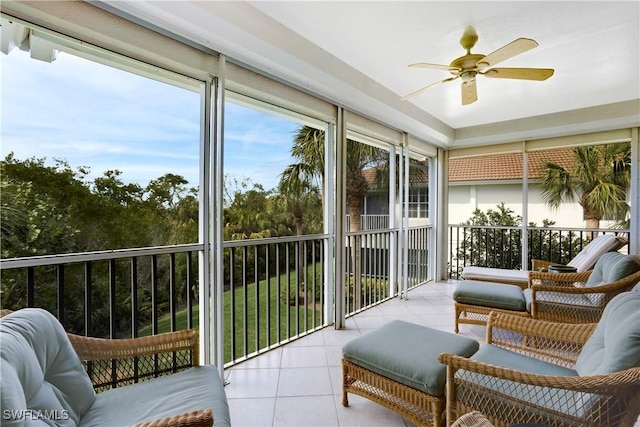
[1,47,303,191]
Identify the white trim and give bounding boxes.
[213,58,226,378]
[631,128,639,254]
[198,79,212,367]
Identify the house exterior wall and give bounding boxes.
[449,182,618,228]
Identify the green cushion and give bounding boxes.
[454,280,526,311]
[584,252,640,288]
[0,309,96,427]
[575,291,640,376]
[80,365,231,427]
[343,320,479,396]
[471,344,577,377]
[523,288,594,313]
[457,346,586,421]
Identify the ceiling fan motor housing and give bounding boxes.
[449,53,485,75]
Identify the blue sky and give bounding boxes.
[1,48,299,192]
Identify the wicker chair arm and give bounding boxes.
[68,329,199,364]
[486,312,595,345]
[132,408,213,427]
[528,270,592,287]
[531,270,640,295]
[531,259,555,271]
[437,353,640,392]
[450,411,494,427]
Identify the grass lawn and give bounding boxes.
[140,265,324,363]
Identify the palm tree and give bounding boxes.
[274,174,322,290]
[281,125,387,309]
[539,143,631,229]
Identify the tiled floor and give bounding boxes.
[224,280,487,427]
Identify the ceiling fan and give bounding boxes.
[402,26,554,105]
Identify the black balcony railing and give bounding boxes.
[1,224,435,369]
[222,234,328,365]
[16,223,631,373]
[448,225,630,279]
[0,245,202,339]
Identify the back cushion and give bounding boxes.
[584,252,640,288]
[568,235,619,272]
[575,292,640,375]
[0,309,95,426]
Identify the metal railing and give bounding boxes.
[5,223,622,369]
[0,244,201,339]
[222,234,329,365]
[448,225,630,279]
[407,225,430,288]
[0,224,432,370]
[343,224,432,316]
[344,229,394,315]
[346,214,389,230]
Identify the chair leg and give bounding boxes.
[445,366,456,426]
[342,363,349,407]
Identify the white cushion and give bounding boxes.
[461,267,528,284]
[462,235,623,283]
[567,235,621,272]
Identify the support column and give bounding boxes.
[334,107,347,329]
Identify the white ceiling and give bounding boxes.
[103,1,639,148]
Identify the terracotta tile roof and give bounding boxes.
[362,148,576,184]
[449,148,574,182]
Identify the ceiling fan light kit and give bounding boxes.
[403,26,554,105]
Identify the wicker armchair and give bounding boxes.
[0,308,229,427]
[440,292,640,427]
[528,265,640,324]
[67,330,213,427]
[454,252,640,331]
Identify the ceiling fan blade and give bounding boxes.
[401,76,458,100]
[483,67,554,80]
[461,79,477,105]
[409,62,460,72]
[476,38,538,69]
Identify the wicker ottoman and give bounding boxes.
[453,280,530,332]
[342,320,480,427]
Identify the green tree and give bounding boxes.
[455,204,586,278]
[274,173,322,293]
[457,203,524,272]
[540,143,631,228]
[223,180,275,240]
[1,154,90,257]
[146,173,189,210]
[281,126,387,309]
[1,154,198,334]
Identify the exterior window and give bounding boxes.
[409,187,429,218]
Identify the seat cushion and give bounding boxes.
[523,288,594,313]
[575,291,640,376]
[454,281,526,312]
[0,309,96,427]
[471,344,578,377]
[457,345,585,420]
[79,365,231,427]
[461,266,529,285]
[343,320,479,396]
[568,234,622,272]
